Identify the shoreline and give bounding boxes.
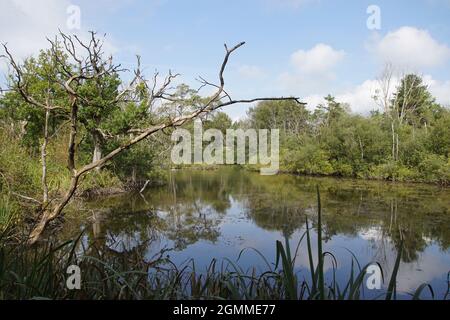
[174,165,450,188]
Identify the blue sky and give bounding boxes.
[1,0,450,119]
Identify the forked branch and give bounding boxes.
[3,36,301,245]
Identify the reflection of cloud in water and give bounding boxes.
[358,226,383,242]
[355,227,449,295]
[396,246,450,294]
[292,229,449,296]
[105,232,142,252]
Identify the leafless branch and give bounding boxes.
[4,34,303,245]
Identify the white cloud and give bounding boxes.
[303,79,380,114]
[277,44,346,96]
[423,75,450,106]
[0,0,71,59]
[303,74,450,114]
[278,36,450,114]
[302,94,325,111]
[278,29,450,113]
[237,65,267,79]
[372,26,450,69]
[396,251,449,294]
[291,43,345,76]
[334,80,380,114]
[0,0,119,76]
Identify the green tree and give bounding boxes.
[204,111,232,134]
[430,110,450,156]
[392,74,435,127]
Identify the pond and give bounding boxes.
[62,167,450,299]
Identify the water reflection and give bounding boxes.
[63,167,450,298]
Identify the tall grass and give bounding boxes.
[0,195,17,232]
[0,188,448,300]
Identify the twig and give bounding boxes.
[11,192,41,205]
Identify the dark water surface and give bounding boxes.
[63,167,450,299]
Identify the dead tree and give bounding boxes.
[2,31,301,245]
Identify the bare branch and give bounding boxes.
[21,37,301,245]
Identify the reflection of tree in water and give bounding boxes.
[168,171,232,215]
[69,170,236,254]
[244,201,307,237]
[237,170,450,263]
[82,208,166,259]
[62,167,450,265]
[158,201,221,250]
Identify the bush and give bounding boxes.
[0,130,42,196]
[79,170,124,192]
[430,113,450,156]
[418,154,450,185]
[369,161,416,182]
[285,143,334,176]
[331,160,354,177]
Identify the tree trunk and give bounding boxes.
[391,121,396,160]
[358,136,364,160]
[41,109,50,203]
[132,166,137,184]
[396,133,399,162]
[92,130,103,170]
[28,174,80,244]
[67,100,78,172]
[19,120,28,139]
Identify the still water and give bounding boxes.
[63,167,450,299]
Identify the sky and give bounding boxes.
[1,0,450,120]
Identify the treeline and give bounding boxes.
[242,74,450,184]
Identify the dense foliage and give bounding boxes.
[245,82,450,184]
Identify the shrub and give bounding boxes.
[286,143,334,176]
[0,130,42,196]
[369,161,416,182]
[331,160,354,177]
[418,154,450,184]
